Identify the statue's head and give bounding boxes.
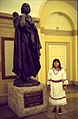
[21,3,31,14]
[13,12,19,18]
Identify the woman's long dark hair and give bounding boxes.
[52,58,62,70]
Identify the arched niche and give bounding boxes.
[39,0,77,30]
[45,12,74,31]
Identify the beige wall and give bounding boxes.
[0,0,42,17]
[0,0,77,104]
[38,35,73,84]
[39,1,77,29]
[38,0,77,84]
[0,14,14,104]
[72,35,78,82]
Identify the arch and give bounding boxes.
[38,0,47,18]
[39,0,77,30]
[45,12,75,30]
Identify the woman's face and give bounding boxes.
[54,61,59,68]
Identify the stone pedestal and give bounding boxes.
[8,83,48,118]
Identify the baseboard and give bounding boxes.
[68,81,78,87]
[0,94,8,105]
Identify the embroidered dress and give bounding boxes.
[47,68,68,106]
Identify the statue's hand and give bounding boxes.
[20,15,26,27]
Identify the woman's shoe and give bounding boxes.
[52,107,57,114]
[58,107,62,115]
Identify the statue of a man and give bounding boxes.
[12,3,41,87]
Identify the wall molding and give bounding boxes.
[40,27,78,36]
[0,94,8,105]
[69,81,78,86]
[0,12,40,28]
[0,12,40,23]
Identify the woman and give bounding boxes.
[47,59,68,114]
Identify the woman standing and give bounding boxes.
[47,59,68,114]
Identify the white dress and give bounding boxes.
[47,68,68,106]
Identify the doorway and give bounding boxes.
[45,42,70,82]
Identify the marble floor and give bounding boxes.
[0,85,78,119]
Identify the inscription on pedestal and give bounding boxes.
[24,91,43,108]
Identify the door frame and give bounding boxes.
[45,41,70,83]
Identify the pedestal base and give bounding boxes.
[8,83,48,118]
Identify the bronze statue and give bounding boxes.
[12,3,41,87]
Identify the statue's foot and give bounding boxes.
[13,78,24,87]
[13,77,40,87]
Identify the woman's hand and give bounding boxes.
[63,85,67,90]
[47,85,51,91]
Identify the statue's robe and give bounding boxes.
[12,15,41,80]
